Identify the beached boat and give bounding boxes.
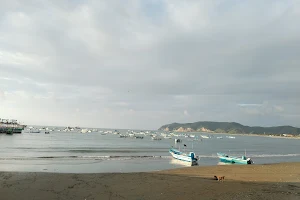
[217,153,253,164]
[169,148,198,166]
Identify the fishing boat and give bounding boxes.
[217,153,253,164]
[169,148,199,166]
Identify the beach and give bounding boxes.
[1,162,299,200]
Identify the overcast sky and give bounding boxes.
[0,0,300,129]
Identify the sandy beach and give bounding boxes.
[1,162,299,200]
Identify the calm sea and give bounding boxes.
[0,128,299,173]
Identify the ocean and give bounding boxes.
[0,128,299,173]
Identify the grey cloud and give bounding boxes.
[0,0,300,129]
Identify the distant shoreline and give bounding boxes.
[197,131,300,140]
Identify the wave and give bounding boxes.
[1,153,299,161]
[0,155,171,161]
[251,153,300,158]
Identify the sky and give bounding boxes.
[0,0,300,129]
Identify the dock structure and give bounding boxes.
[0,118,26,134]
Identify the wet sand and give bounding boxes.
[1,162,300,200]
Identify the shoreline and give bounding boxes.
[1,162,299,200]
[174,131,300,140]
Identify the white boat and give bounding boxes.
[119,134,128,138]
[216,136,223,139]
[201,135,210,139]
[81,129,88,133]
[169,148,198,166]
[226,136,236,139]
[128,133,135,137]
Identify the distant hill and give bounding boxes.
[158,121,300,135]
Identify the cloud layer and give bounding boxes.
[1,0,300,129]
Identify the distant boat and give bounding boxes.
[30,130,40,133]
[119,134,128,138]
[81,129,88,133]
[216,136,223,139]
[201,135,209,139]
[151,136,162,140]
[175,138,182,143]
[217,153,253,164]
[134,135,144,139]
[45,131,50,134]
[226,136,236,139]
[169,148,198,166]
[128,133,135,137]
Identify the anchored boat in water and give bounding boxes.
[217,153,253,164]
[169,148,199,166]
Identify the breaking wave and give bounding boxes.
[1,153,299,161]
[0,155,171,161]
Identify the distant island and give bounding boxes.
[158,121,300,137]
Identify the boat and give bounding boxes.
[128,133,135,137]
[134,135,144,139]
[119,134,128,138]
[216,136,223,139]
[81,129,88,133]
[175,138,182,143]
[151,136,162,140]
[45,131,50,134]
[226,136,236,139]
[169,148,199,166]
[201,135,210,139]
[217,153,253,164]
[30,130,40,133]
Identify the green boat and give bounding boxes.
[217,153,253,164]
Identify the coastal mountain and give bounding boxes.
[158,121,300,135]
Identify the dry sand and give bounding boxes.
[1,162,300,200]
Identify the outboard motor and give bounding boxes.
[190,152,198,166]
[247,158,253,164]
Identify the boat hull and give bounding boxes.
[169,149,198,165]
[217,153,253,164]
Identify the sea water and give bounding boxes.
[0,129,299,173]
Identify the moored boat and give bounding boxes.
[217,153,253,164]
[169,148,199,166]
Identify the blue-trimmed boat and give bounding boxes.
[217,153,253,164]
[169,148,199,166]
